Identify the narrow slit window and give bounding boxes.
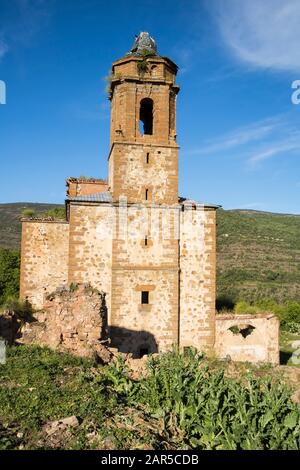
[145,188,149,200]
[140,98,153,135]
[145,236,148,246]
[141,291,149,304]
[146,153,150,164]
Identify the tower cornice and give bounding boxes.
[112,55,178,72]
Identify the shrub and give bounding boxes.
[21,208,35,218]
[234,301,258,315]
[231,299,300,329]
[286,301,300,323]
[43,207,65,220]
[282,322,300,335]
[0,249,20,306]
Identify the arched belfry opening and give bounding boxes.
[139,98,153,135]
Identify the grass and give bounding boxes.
[0,345,299,450]
[0,346,116,449]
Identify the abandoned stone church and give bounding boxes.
[19,33,279,363]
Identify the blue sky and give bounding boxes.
[0,0,300,214]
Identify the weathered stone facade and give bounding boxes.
[19,32,279,363]
[20,220,69,307]
[179,206,216,352]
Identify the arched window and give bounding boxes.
[139,98,153,135]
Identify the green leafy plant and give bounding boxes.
[21,208,35,218]
[137,60,149,74]
[132,350,300,450]
[0,249,20,306]
[42,207,65,220]
[69,282,79,293]
[137,49,155,75]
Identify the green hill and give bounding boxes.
[0,203,61,249]
[0,203,299,303]
[217,209,300,304]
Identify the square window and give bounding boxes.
[141,291,149,304]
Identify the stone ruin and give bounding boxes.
[13,284,112,363]
[215,313,279,364]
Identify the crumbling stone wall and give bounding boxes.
[66,178,108,197]
[215,313,279,364]
[20,284,110,360]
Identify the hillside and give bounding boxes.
[217,209,300,304]
[0,203,60,249]
[0,203,299,303]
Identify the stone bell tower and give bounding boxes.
[108,32,180,205]
[108,33,182,356]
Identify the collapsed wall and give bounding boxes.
[215,313,279,364]
[20,284,111,362]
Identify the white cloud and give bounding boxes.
[186,116,281,156]
[212,0,300,73]
[247,136,300,166]
[186,112,300,169]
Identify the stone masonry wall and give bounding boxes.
[179,207,216,352]
[20,221,69,308]
[68,203,113,321]
[215,314,279,364]
[110,205,179,356]
[109,65,177,147]
[109,142,178,204]
[110,268,178,357]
